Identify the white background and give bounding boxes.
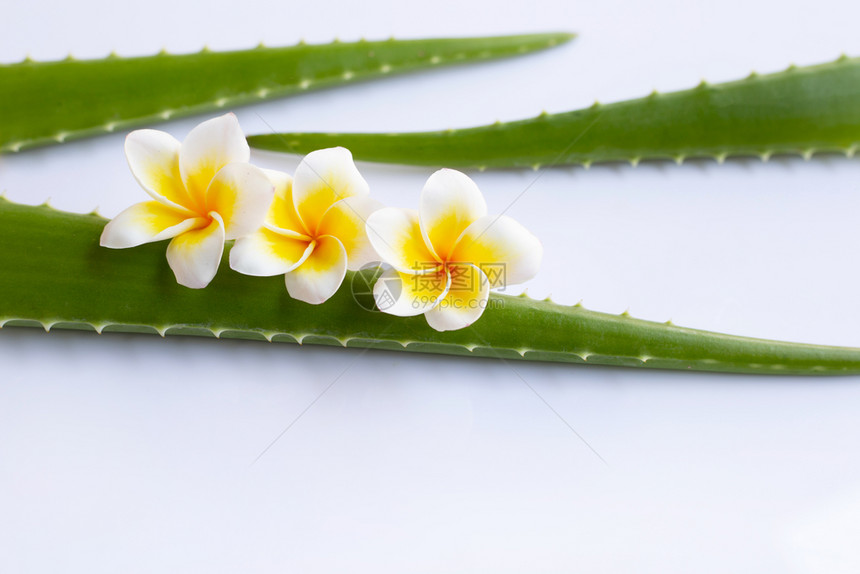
[2,0,860,572]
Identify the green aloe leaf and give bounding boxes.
[0,33,573,153]
[248,56,860,168]
[3,198,860,375]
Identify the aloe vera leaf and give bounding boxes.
[0,33,573,154]
[2,199,860,375]
[248,55,860,168]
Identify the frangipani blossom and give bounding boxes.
[366,169,542,332]
[100,113,274,289]
[229,147,381,304]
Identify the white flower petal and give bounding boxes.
[419,168,487,261]
[373,266,450,317]
[261,169,308,238]
[366,208,439,275]
[292,147,369,234]
[229,229,313,277]
[318,196,383,270]
[124,129,195,212]
[284,235,348,305]
[179,113,250,209]
[424,265,490,332]
[205,162,274,239]
[166,213,226,289]
[262,168,291,190]
[450,215,543,288]
[100,201,205,248]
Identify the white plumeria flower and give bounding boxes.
[100,113,274,289]
[366,169,542,332]
[229,147,381,304]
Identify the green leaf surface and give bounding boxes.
[248,56,860,168]
[2,198,860,375]
[0,33,573,153]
